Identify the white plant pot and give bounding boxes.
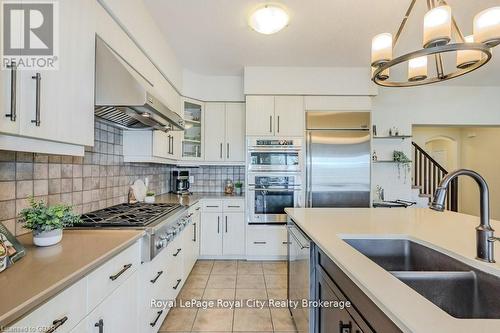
[144,196,155,204]
[33,229,63,247]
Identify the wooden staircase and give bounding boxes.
[412,142,458,212]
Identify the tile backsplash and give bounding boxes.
[0,120,246,236]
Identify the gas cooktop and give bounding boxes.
[78,202,182,227]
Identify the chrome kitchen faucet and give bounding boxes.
[430,169,498,263]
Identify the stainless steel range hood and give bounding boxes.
[95,37,184,131]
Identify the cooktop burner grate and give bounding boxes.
[78,202,181,227]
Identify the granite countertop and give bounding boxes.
[0,229,144,327]
[155,192,245,207]
[285,207,500,333]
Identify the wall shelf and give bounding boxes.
[373,160,412,163]
[373,135,412,140]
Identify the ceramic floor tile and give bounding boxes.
[264,275,287,289]
[183,274,210,289]
[262,261,287,275]
[212,260,238,275]
[177,287,205,301]
[192,260,215,275]
[270,308,297,332]
[238,261,264,275]
[203,288,235,300]
[266,288,288,300]
[235,288,268,301]
[159,308,198,331]
[233,308,274,332]
[237,274,266,289]
[192,308,234,331]
[207,274,237,289]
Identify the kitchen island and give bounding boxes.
[285,207,500,333]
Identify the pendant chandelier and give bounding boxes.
[371,0,500,87]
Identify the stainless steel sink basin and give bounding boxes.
[344,238,470,271]
[344,238,500,319]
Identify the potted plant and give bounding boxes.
[234,181,243,196]
[19,197,81,247]
[393,150,411,182]
[145,191,156,203]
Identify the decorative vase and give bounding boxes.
[145,196,155,204]
[33,229,63,247]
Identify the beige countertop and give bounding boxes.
[154,192,245,207]
[285,207,500,333]
[0,229,144,327]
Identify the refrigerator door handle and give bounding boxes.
[306,131,313,207]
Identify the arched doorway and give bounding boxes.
[424,136,459,171]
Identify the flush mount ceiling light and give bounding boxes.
[249,4,289,35]
[371,0,500,87]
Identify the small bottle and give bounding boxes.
[372,151,378,161]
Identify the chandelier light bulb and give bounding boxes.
[408,56,428,81]
[249,5,289,35]
[457,35,482,69]
[474,7,500,47]
[423,5,452,48]
[371,33,393,67]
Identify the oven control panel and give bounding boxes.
[256,139,294,146]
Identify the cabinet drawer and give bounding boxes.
[223,199,245,212]
[11,278,87,333]
[247,226,287,257]
[88,241,141,310]
[202,200,223,212]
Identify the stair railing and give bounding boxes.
[412,141,458,212]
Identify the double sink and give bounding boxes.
[344,238,500,319]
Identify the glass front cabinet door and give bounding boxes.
[182,98,204,160]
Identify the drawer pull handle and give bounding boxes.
[94,319,104,333]
[173,248,182,256]
[196,207,201,211]
[339,320,353,333]
[150,310,163,327]
[254,241,267,244]
[109,263,132,281]
[227,205,241,208]
[282,241,290,244]
[193,222,197,242]
[173,278,182,290]
[150,270,164,284]
[46,316,68,333]
[206,205,219,208]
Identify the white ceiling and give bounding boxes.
[144,0,500,85]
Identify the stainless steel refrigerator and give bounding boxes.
[305,111,371,208]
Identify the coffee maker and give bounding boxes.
[170,170,191,195]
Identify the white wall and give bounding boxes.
[244,67,378,96]
[183,70,244,102]
[372,86,500,202]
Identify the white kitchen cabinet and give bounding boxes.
[246,95,304,137]
[204,102,246,163]
[123,130,180,164]
[200,212,224,256]
[246,225,288,260]
[246,96,275,136]
[85,271,139,333]
[225,103,246,162]
[274,96,305,136]
[17,0,95,146]
[0,0,95,152]
[182,99,204,160]
[204,103,226,161]
[222,212,246,256]
[200,199,245,258]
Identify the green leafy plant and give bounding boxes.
[19,197,81,234]
[393,150,411,182]
[146,191,155,197]
[234,181,243,189]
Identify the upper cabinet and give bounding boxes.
[182,99,204,160]
[205,103,245,163]
[0,0,96,150]
[246,96,304,137]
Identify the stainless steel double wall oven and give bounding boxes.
[247,138,304,224]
